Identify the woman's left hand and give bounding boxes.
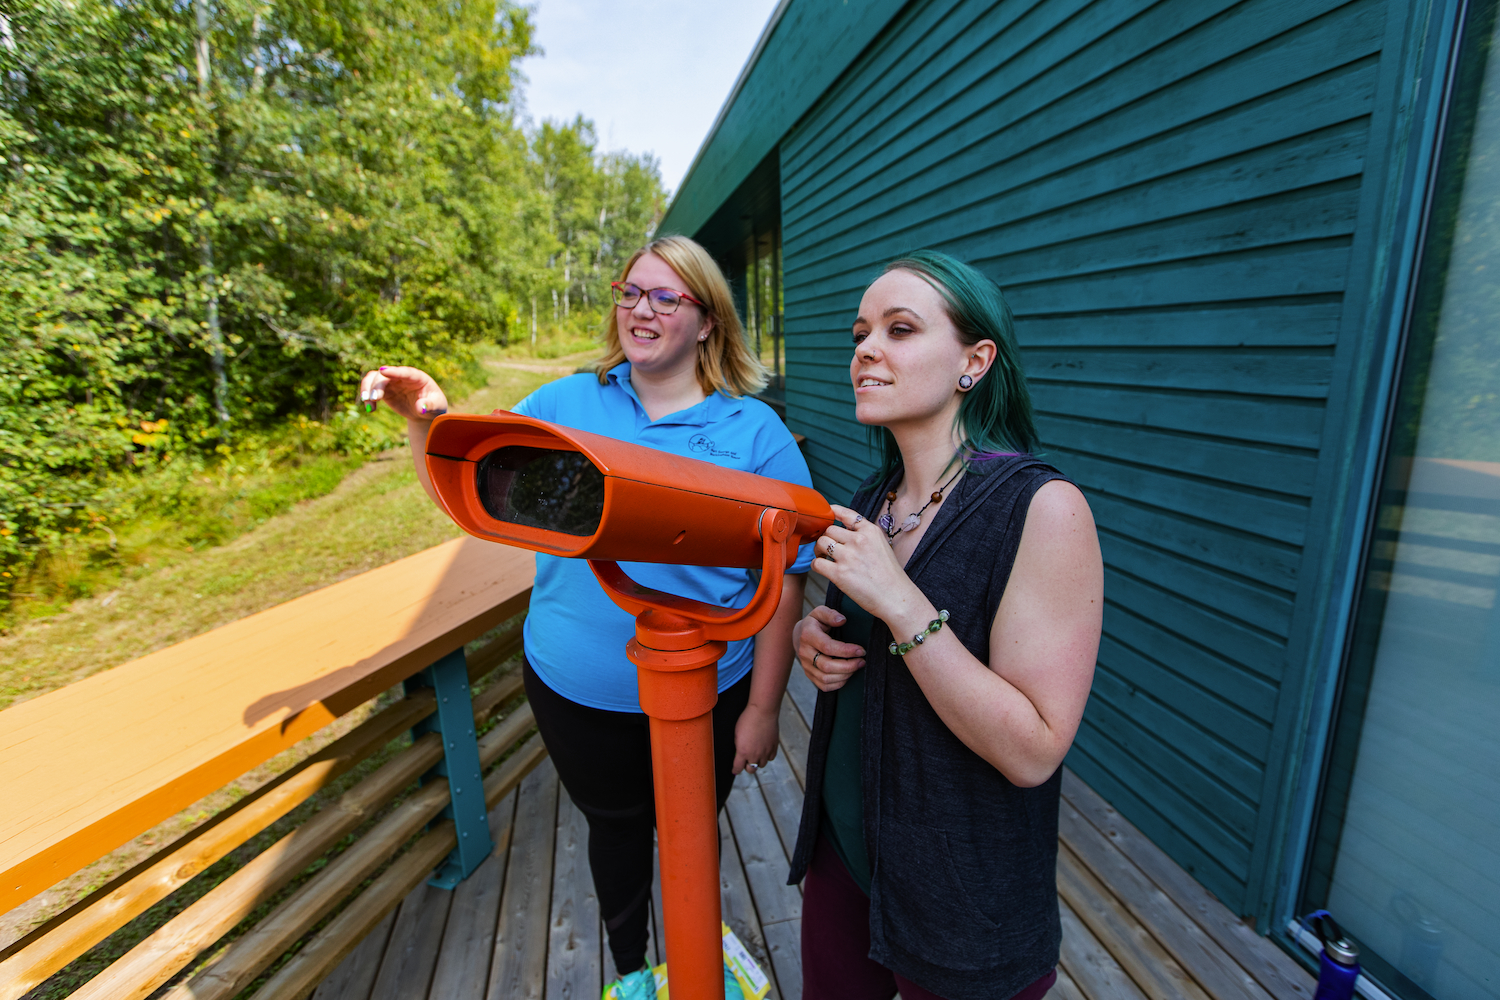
[733,702,780,776]
[816,504,922,624]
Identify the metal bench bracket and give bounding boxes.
[405,648,495,888]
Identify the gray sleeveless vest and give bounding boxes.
[789,454,1070,1000]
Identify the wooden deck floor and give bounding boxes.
[311,667,1315,1000]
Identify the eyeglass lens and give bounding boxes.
[612,283,684,315]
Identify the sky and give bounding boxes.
[517,0,782,197]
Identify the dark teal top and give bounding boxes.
[821,598,876,894]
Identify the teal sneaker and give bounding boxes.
[604,965,656,1000]
[724,962,745,999]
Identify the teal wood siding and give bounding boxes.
[778,0,1390,913]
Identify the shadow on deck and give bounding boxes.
[311,667,1314,1000]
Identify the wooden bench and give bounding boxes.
[0,536,545,1000]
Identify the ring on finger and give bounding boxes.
[825,538,838,558]
[851,513,864,526]
[812,651,822,669]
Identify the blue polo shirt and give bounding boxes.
[511,363,816,713]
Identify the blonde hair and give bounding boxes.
[594,235,768,398]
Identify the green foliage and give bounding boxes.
[0,0,664,610]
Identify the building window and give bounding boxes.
[1301,3,1500,998]
[743,225,784,415]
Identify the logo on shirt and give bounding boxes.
[689,434,740,460]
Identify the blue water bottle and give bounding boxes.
[1309,911,1360,1000]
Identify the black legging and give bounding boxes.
[522,658,752,976]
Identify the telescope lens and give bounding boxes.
[475,446,605,536]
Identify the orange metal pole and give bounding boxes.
[629,612,727,1000]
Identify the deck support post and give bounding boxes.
[404,648,494,888]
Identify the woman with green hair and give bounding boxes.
[788,251,1102,1000]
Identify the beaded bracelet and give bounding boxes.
[889,610,950,656]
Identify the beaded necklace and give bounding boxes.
[878,465,964,542]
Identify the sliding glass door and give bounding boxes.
[1301,3,1500,999]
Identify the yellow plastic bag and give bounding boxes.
[602,924,770,1000]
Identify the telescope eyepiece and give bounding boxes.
[475,445,606,537]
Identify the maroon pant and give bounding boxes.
[801,832,1058,1000]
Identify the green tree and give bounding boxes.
[0,0,664,603]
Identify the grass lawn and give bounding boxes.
[0,351,593,711]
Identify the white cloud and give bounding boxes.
[518,0,781,196]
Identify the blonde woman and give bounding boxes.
[360,236,812,1000]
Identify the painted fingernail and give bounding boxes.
[379,365,388,371]
[364,402,373,413]
[419,405,427,414]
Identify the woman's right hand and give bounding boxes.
[793,605,867,692]
[359,366,449,422]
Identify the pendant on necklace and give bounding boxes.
[901,513,922,532]
[878,513,895,533]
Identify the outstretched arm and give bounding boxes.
[359,366,450,507]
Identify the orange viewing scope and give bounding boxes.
[424,410,832,999]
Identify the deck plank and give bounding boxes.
[761,919,802,1000]
[487,759,560,1000]
[753,754,804,864]
[368,880,453,1000]
[719,813,778,996]
[1051,964,1089,1000]
[777,695,811,791]
[330,754,1309,1000]
[1058,841,1212,1000]
[1058,896,1149,1000]
[1059,796,1274,1000]
[785,667,818,732]
[429,789,518,1000]
[724,772,802,926]
[1060,772,1315,1000]
[310,909,396,1000]
[546,788,602,1000]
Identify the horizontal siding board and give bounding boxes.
[1000,241,1352,316]
[796,142,1369,290]
[785,0,1153,203]
[1015,300,1345,347]
[781,0,1054,191]
[788,65,1377,283]
[1083,493,1303,594]
[1086,669,1262,825]
[1029,383,1326,449]
[1097,632,1275,764]
[1104,603,1283,717]
[1110,575,1284,692]
[1100,531,1296,638]
[1058,449,1310,546]
[1069,727,1253,887]
[947,181,1363,288]
[1066,740,1249,908]
[1036,414,1319,497]
[1023,346,1334,399]
[785,0,1381,242]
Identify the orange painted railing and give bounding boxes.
[0,537,543,1000]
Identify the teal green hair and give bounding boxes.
[869,250,1038,477]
